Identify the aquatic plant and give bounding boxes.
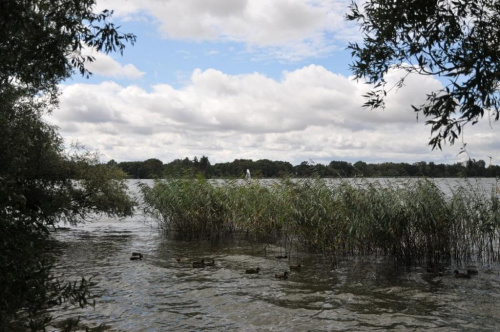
[140,177,500,265]
[140,177,236,241]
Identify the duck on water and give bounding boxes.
[130,252,143,261]
[246,267,260,274]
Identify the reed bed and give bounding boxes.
[139,177,500,265]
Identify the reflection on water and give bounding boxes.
[49,180,500,331]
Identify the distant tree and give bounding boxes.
[163,157,212,178]
[465,159,487,177]
[275,161,295,177]
[353,161,368,176]
[232,159,254,177]
[412,161,428,176]
[377,162,403,176]
[347,0,500,149]
[118,161,145,178]
[198,155,211,177]
[447,162,466,177]
[313,163,329,177]
[143,158,164,178]
[295,161,315,177]
[328,161,354,177]
[400,163,417,177]
[120,157,500,179]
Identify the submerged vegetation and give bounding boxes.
[141,177,500,266]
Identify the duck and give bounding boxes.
[289,264,301,271]
[192,259,205,268]
[204,259,215,267]
[454,270,471,278]
[274,271,288,280]
[467,269,478,275]
[130,253,143,260]
[245,267,260,274]
[275,255,288,259]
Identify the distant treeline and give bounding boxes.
[107,156,500,179]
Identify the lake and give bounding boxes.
[49,179,500,331]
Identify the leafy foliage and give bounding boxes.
[0,0,136,95]
[0,0,136,330]
[346,0,500,149]
[0,87,135,330]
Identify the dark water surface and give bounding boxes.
[49,179,500,331]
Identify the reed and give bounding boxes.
[140,177,500,265]
[140,177,235,241]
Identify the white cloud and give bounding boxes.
[83,48,145,79]
[46,65,500,165]
[96,0,358,61]
[55,1,500,166]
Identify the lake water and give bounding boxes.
[49,179,500,331]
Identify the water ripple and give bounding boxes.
[49,201,500,331]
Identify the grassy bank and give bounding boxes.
[140,178,500,265]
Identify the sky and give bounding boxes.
[46,0,500,166]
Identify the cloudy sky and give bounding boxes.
[47,0,500,166]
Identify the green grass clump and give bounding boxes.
[140,177,236,241]
[140,177,500,265]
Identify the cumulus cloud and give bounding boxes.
[95,0,358,61]
[51,1,500,165]
[83,48,145,79]
[46,64,500,165]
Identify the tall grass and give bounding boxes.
[140,177,500,265]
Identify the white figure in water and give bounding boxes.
[245,169,251,180]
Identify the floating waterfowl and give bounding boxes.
[176,257,181,263]
[192,259,205,268]
[467,269,478,275]
[245,267,260,274]
[289,264,301,271]
[204,259,215,267]
[454,270,471,278]
[130,253,143,260]
[275,255,288,259]
[275,271,288,280]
